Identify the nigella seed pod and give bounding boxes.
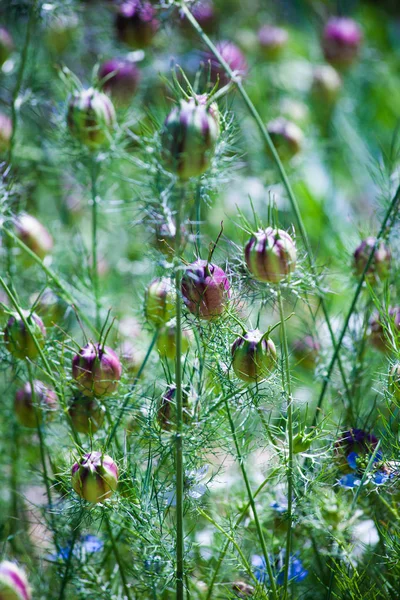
[157,384,199,431]
[67,88,116,148]
[311,65,342,106]
[14,214,53,261]
[353,237,391,284]
[0,561,31,600]
[115,1,159,49]
[369,307,400,353]
[4,311,46,361]
[161,97,220,180]
[0,28,14,67]
[245,227,297,284]
[205,41,248,86]
[45,14,79,54]
[68,395,105,434]
[267,117,303,161]
[98,59,140,107]
[15,380,57,429]
[181,259,230,320]
[292,336,320,370]
[71,451,118,503]
[157,320,192,359]
[258,25,288,59]
[231,329,277,383]
[322,17,362,68]
[145,278,175,327]
[72,342,122,397]
[232,581,255,598]
[0,113,12,154]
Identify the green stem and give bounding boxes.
[195,184,201,256]
[91,161,101,332]
[223,397,278,600]
[58,517,81,600]
[105,517,132,600]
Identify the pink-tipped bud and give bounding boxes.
[0,561,31,600]
[181,259,230,320]
[180,1,216,35]
[292,335,320,370]
[204,41,248,86]
[67,88,116,148]
[98,58,140,107]
[369,307,400,353]
[145,278,175,326]
[72,342,122,397]
[14,214,53,261]
[157,321,192,359]
[71,451,118,503]
[322,17,362,68]
[157,384,199,431]
[68,396,105,434]
[115,1,159,49]
[267,117,303,161]
[118,341,144,376]
[15,380,57,429]
[4,311,46,361]
[231,329,277,383]
[0,28,14,66]
[0,113,12,154]
[245,227,297,284]
[258,25,288,59]
[353,237,391,283]
[311,65,342,105]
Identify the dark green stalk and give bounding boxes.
[58,517,81,600]
[105,517,132,600]
[90,161,101,332]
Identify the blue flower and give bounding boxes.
[47,534,103,563]
[338,473,361,488]
[252,551,308,585]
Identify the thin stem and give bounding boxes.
[105,517,132,600]
[91,161,101,332]
[223,397,278,600]
[175,184,185,600]
[58,517,81,600]
[278,291,294,598]
[195,184,201,256]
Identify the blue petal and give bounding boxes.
[347,452,359,470]
[338,473,361,488]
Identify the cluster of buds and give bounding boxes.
[68,395,105,434]
[369,307,400,353]
[14,213,53,261]
[98,58,140,107]
[181,259,230,320]
[231,329,277,383]
[72,342,122,397]
[353,237,391,284]
[157,320,192,359]
[4,311,46,361]
[15,380,57,429]
[267,118,303,161]
[205,41,248,86]
[145,278,175,327]
[67,88,116,148]
[245,227,297,283]
[115,1,159,49]
[258,25,288,59]
[72,451,118,503]
[0,561,31,600]
[322,17,362,68]
[156,384,199,431]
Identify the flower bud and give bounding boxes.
[267,117,303,161]
[161,97,219,180]
[292,335,320,370]
[67,88,116,148]
[145,278,175,326]
[179,1,216,35]
[205,41,248,86]
[46,14,78,54]
[292,431,313,454]
[232,581,255,598]
[258,25,288,59]
[157,384,199,431]
[322,17,362,68]
[181,259,230,320]
[0,561,31,600]
[157,321,192,359]
[15,380,57,429]
[232,329,277,383]
[30,288,64,327]
[369,307,400,353]
[72,451,118,503]
[245,227,297,284]
[98,58,140,107]
[4,311,46,361]
[0,113,12,154]
[68,395,105,434]
[72,342,122,397]
[311,65,342,105]
[353,237,391,283]
[115,1,159,49]
[14,214,53,261]
[118,341,144,375]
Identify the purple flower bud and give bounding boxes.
[118,341,144,375]
[14,214,53,261]
[71,451,118,503]
[322,17,362,68]
[245,227,297,284]
[0,28,14,67]
[161,97,220,180]
[232,581,255,598]
[353,237,391,283]
[181,259,230,320]
[115,1,159,49]
[292,335,320,370]
[157,384,199,431]
[68,395,105,434]
[0,560,31,600]
[157,321,192,359]
[180,1,216,35]
[31,288,64,327]
[205,41,248,86]
[334,428,378,473]
[258,25,288,59]
[267,118,303,161]
[72,342,122,397]
[369,307,400,353]
[4,311,46,361]
[98,58,140,107]
[232,329,277,383]
[15,380,57,429]
[145,278,175,326]
[67,88,116,148]
[0,112,12,153]
[311,65,342,105]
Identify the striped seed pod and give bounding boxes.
[72,342,122,398]
[258,25,288,59]
[267,117,303,161]
[67,88,116,148]
[232,329,277,383]
[245,227,297,284]
[98,58,140,107]
[156,384,199,431]
[115,1,159,49]
[161,97,220,180]
[72,451,118,503]
[4,311,46,361]
[353,237,391,284]
[68,395,105,434]
[181,259,230,320]
[0,561,31,600]
[292,335,320,370]
[145,278,175,327]
[14,214,53,261]
[322,17,362,68]
[15,380,57,429]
